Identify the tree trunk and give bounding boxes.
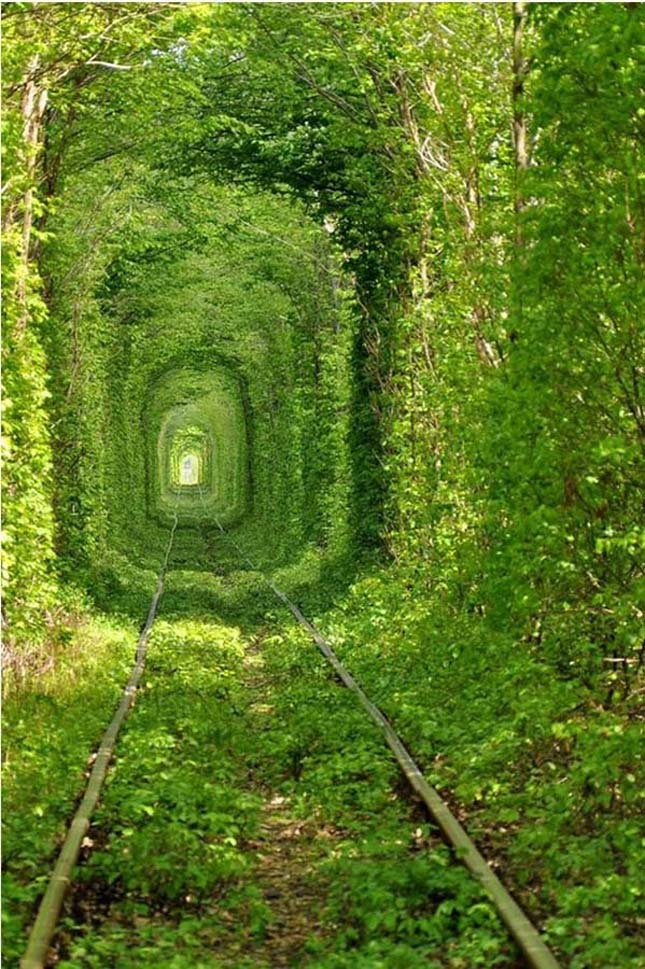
[512,1,529,239]
[15,55,49,338]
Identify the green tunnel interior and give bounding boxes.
[62,187,359,600]
[149,368,249,526]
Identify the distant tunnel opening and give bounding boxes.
[179,454,200,487]
[170,426,208,490]
[147,366,249,527]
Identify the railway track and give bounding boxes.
[20,512,561,969]
[20,511,179,969]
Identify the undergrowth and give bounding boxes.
[317,570,644,968]
[2,616,136,964]
[3,601,520,968]
[3,546,641,967]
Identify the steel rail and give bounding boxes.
[202,504,561,969]
[20,510,179,969]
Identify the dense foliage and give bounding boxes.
[2,3,643,967]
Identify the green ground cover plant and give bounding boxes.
[2,616,137,963]
[5,606,521,967]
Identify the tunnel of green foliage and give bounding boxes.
[3,6,643,964]
[149,367,249,525]
[41,183,356,588]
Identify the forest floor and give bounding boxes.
[3,580,522,968]
[4,533,642,969]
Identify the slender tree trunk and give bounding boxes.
[512,1,529,241]
[511,0,529,338]
[15,55,49,337]
[463,106,499,368]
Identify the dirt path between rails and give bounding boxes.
[213,646,343,968]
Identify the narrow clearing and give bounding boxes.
[46,610,522,968]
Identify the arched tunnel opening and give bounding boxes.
[176,448,202,488]
[149,367,249,527]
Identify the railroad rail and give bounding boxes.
[21,507,561,969]
[20,510,178,969]
[205,503,561,969]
